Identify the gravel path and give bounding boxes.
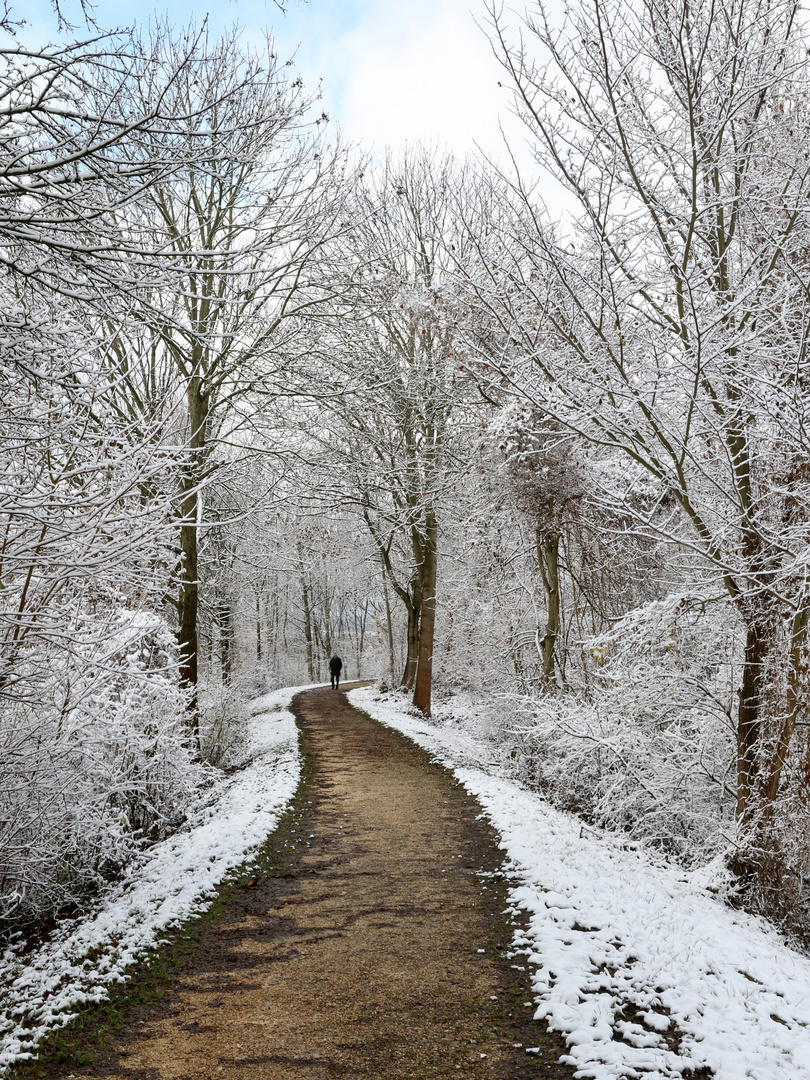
[31,685,575,1080]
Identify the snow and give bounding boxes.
[0,684,316,1075]
[349,686,810,1080]
[7,680,810,1080]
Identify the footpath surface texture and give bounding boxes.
[32,685,574,1080]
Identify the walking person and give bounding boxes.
[329,651,343,689]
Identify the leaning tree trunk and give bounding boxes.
[362,513,421,690]
[413,508,438,717]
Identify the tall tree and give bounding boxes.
[311,151,477,716]
[103,25,349,715]
[474,0,810,862]
[0,15,207,923]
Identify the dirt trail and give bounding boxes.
[43,686,575,1080]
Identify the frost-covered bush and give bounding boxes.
[526,594,737,860]
[0,291,210,929]
[0,611,203,927]
[197,669,258,768]
[494,593,739,864]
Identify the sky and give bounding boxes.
[22,0,537,167]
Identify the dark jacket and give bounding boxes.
[329,655,343,675]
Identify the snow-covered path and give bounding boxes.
[349,687,810,1080]
[0,685,310,1074]
[6,681,810,1079]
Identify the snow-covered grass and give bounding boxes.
[0,684,317,1075]
[349,686,810,1080]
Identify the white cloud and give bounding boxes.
[274,0,531,165]
[16,0,545,174]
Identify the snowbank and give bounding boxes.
[0,684,314,1074]
[349,687,810,1080]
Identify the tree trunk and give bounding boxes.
[402,585,420,690]
[301,574,315,682]
[323,602,332,657]
[217,596,234,683]
[313,619,325,681]
[413,508,438,717]
[381,557,396,677]
[177,374,208,742]
[256,591,262,662]
[536,526,561,683]
[355,598,369,680]
[736,616,770,823]
[764,604,809,807]
[177,497,198,702]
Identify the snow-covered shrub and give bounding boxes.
[0,276,216,930]
[197,669,256,768]
[0,610,203,927]
[507,593,739,863]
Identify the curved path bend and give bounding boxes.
[43,685,575,1080]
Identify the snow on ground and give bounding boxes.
[349,686,810,1080]
[0,684,318,1075]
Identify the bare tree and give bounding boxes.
[308,151,478,716]
[473,0,810,866]
[101,25,350,716]
[0,18,215,923]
